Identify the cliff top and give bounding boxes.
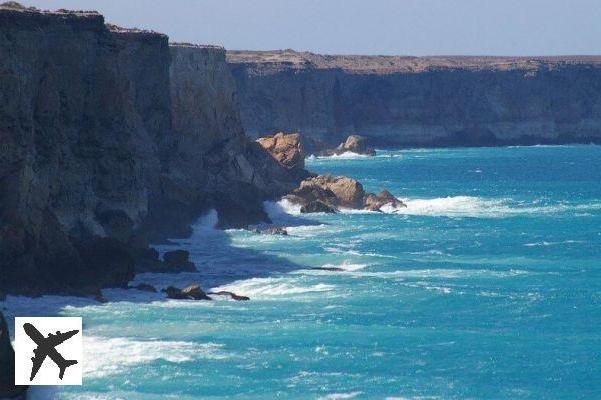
[227,49,601,74]
[171,42,224,50]
[0,1,100,17]
[0,2,167,40]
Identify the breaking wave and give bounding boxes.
[393,196,601,218]
[83,336,228,378]
[212,277,336,299]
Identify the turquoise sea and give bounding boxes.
[3,145,601,399]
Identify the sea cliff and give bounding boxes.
[0,4,299,297]
[227,50,601,148]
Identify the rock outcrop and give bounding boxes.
[0,311,27,399]
[167,44,305,230]
[320,135,376,156]
[0,6,305,296]
[286,175,405,212]
[363,190,407,211]
[257,132,305,170]
[228,50,601,147]
[207,291,250,301]
[164,284,212,300]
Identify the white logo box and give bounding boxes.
[14,317,83,385]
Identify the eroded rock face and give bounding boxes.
[257,132,305,170]
[0,311,27,399]
[297,175,365,209]
[228,50,601,147]
[0,7,307,296]
[0,7,167,295]
[167,45,307,230]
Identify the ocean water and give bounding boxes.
[3,145,601,399]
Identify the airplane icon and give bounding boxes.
[23,322,79,381]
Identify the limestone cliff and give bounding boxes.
[228,50,601,148]
[166,44,303,229]
[0,5,299,296]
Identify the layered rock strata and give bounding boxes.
[0,5,301,296]
[228,49,601,148]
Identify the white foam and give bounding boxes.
[390,196,601,218]
[320,261,368,271]
[311,151,372,160]
[83,336,228,378]
[319,392,363,400]
[212,277,335,299]
[524,239,585,247]
[263,199,302,218]
[194,209,219,231]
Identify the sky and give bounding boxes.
[26,0,601,56]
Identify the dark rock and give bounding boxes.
[164,286,188,300]
[133,247,164,273]
[301,200,337,214]
[181,285,212,300]
[0,311,28,399]
[208,291,250,301]
[130,283,157,293]
[310,267,345,272]
[253,226,288,235]
[164,284,212,300]
[163,250,196,272]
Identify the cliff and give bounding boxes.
[163,43,303,230]
[227,50,601,148]
[0,311,26,398]
[0,5,299,296]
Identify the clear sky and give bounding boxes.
[26,0,601,56]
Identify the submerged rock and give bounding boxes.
[0,311,27,399]
[310,266,344,272]
[164,284,212,300]
[208,291,250,301]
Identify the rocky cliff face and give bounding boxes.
[228,50,601,148]
[0,311,26,399]
[0,5,299,296]
[166,44,303,229]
